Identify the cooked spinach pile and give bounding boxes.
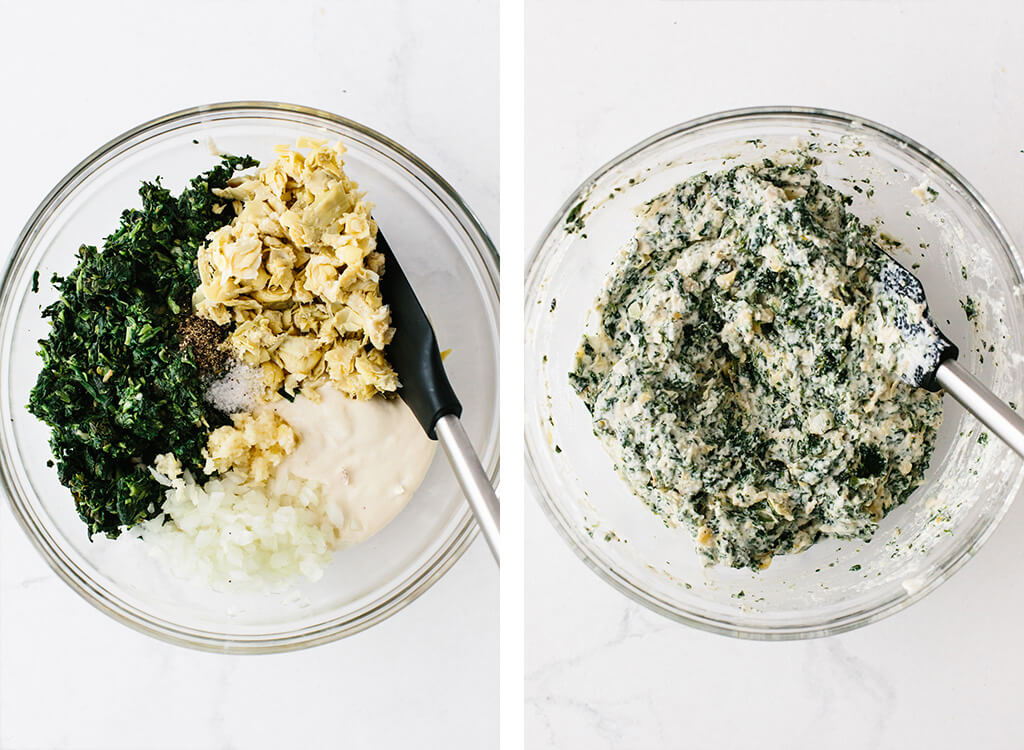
[29,155,257,538]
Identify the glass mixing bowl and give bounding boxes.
[1,102,499,652]
[526,107,1024,639]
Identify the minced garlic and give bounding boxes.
[154,452,183,481]
[204,410,298,485]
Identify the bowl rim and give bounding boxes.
[1,100,499,653]
[525,104,1024,640]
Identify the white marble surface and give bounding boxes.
[0,2,496,749]
[526,2,1024,748]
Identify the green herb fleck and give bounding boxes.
[960,296,978,321]
[565,200,586,234]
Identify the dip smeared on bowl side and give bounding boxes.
[570,158,943,569]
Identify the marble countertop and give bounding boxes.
[526,2,1024,748]
[0,2,496,749]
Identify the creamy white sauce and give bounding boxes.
[269,386,436,546]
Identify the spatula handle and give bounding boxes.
[936,359,1024,458]
[435,414,500,563]
[377,231,463,439]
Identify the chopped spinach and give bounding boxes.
[28,155,257,538]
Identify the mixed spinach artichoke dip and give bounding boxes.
[570,158,943,570]
[30,139,435,589]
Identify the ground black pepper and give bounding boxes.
[179,315,227,373]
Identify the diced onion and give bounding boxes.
[139,469,337,590]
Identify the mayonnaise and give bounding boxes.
[269,386,436,546]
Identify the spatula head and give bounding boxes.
[376,230,462,439]
[876,251,958,391]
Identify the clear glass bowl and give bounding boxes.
[1,102,499,652]
[526,107,1024,639]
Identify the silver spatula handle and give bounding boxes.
[935,359,1024,458]
[435,414,500,563]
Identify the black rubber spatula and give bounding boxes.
[879,251,1024,457]
[377,231,500,563]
